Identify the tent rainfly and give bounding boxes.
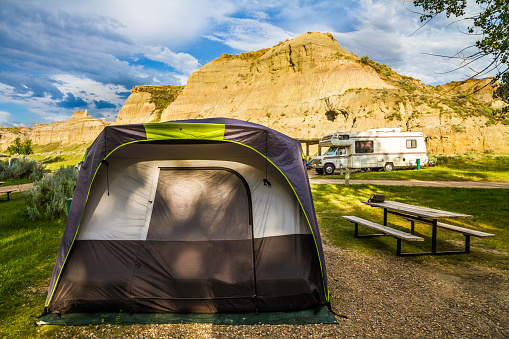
[44,118,330,314]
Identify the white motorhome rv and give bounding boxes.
[313,128,428,174]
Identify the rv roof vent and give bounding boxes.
[367,128,401,133]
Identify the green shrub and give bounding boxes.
[6,138,33,155]
[0,158,46,181]
[26,166,78,220]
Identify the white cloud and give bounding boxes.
[53,0,237,47]
[51,74,129,106]
[207,18,295,51]
[143,46,199,75]
[329,0,493,85]
[0,111,11,125]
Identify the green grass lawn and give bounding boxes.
[314,154,509,182]
[312,184,509,271]
[0,192,65,338]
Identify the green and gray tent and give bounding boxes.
[44,118,330,314]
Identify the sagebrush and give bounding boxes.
[0,157,46,181]
[26,166,78,220]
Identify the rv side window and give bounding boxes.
[355,141,374,153]
[406,139,417,149]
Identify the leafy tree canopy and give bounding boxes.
[7,138,34,155]
[413,0,508,99]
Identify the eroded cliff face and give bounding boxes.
[29,110,109,146]
[0,127,31,151]
[158,32,509,154]
[1,32,507,154]
[115,85,183,124]
[160,33,395,127]
[115,91,157,125]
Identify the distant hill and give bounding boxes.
[1,32,507,154]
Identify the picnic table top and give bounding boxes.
[361,200,473,219]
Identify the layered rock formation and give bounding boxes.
[157,32,508,154]
[0,127,31,152]
[1,32,507,154]
[115,85,183,124]
[29,110,109,146]
[436,78,501,104]
[160,33,395,131]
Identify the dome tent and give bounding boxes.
[44,118,329,314]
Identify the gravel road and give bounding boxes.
[309,179,509,189]
[0,183,33,193]
[306,169,509,189]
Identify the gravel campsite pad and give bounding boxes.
[44,243,508,338]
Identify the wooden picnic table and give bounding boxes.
[360,200,493,256]
[0,182,18,201]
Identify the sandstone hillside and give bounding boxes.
[157,32,508,154]
[1,32,508,154]
[29,110,110,146]
[115,85,183,124]
[0,111,109,151]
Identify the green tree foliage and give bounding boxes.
[413,0,508,96]
[6,138,34,155]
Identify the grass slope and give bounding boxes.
[29,142,90,171]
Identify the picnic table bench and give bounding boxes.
[343,200,494,256]
[342,215,424,256]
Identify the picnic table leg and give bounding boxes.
[384,209,387,226]
[431,219,438,254]
[465,235,471,254]
[410,220,415,234]
[6,192,10,201]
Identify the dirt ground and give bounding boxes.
[48,243,508,338]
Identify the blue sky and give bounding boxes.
[0,0,490,127]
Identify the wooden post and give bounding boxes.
[345,168,350,187]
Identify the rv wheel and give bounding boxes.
[384,162,394,172]
[324,164,335,175]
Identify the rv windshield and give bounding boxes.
[325,147,338,155]
[324,147,346,156]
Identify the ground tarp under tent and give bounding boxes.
[42,118,332,321]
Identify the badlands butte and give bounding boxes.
[1,32,508,154]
